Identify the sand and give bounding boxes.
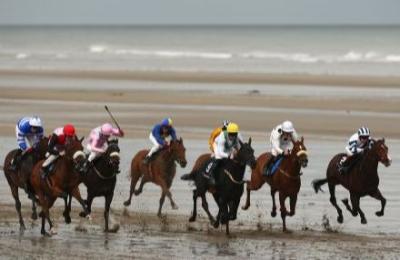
[0,69,399,259]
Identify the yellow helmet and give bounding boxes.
[227,122,239,134]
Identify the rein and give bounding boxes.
[92,164,117,180]
[279,168,300,180]
[224,169,245,185]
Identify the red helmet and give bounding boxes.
[63,124,76,137]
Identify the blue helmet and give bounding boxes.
[161,118,173,127]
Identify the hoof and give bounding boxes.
[375,211,384,217]
[79,211,87,218]
[172,204,178,210]
[283,228,292,233]
[31,212,38,220]
[361,219,367,224]
[189,216,196,222]
[342,198,349,205]
[49,228,58,235]
[123,200,131,207]
[241,204,249,211]
[271,211,277,218]
[157,213,162,218]
[337,215,343,223]
[134,190,141,196]
[20,224,26,231]
[64,216,71,224]
[42,230,51,237]
[351,211,358,217]
[86,215,93,221]
[213,221,219,229]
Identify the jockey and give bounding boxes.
[203,122,243,186]
[143,117,177,164]
[339,126,372,174]
[10,116,44,171]
[264,120,298,176]
[208,120,230,152]
[41,124,76,178]
[83,123,124,172]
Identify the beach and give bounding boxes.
[0,25,400,259]
[0,68,399,259]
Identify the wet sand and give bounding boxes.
[0,72,399,258]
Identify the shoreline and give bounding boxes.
[1,68,400,87]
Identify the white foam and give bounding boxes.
[15,53,29,59]
[89,45,107,53]
[385,55,400,62]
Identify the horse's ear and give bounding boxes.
[179,137,183,143]
[248,137,252,146]
[79,136,84,143]
[301,136,304,143]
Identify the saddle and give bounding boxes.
[338,154,362,174]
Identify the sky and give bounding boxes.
[0,0,399,25]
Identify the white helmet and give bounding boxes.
[29,116,42,127]
[282,120,294,133]
[358,126,370,137]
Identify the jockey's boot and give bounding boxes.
[338,157,349,174]
[40,166,50,179]
[203,158,218,186]
[142,155,152,165]
[263,156,276,176]
[9,150,23,171]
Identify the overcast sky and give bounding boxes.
[0,0,399,25]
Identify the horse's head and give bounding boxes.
[237,137,257,169]
[169,137,187,168]
[66,136,86,167]
[105,138,121,173]
[291,136,308,168]
[369,138,391,167]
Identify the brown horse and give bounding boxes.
[124,138,187,217]
[30,137,88,236]
[3,137,48,230]
[242,137,308,232]
[312,138,391,224]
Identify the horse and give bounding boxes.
[124,138,187,217]
[3,137,48,230]
[80,139,120,232]
[312,138,391,224]
[30,137,88,236]
[242,137,308,232]
[181,138,257,235]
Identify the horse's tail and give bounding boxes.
[312,178,327,194]
[181,170,196,181]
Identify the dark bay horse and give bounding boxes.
[312,138,391,224]
[182,138,256,235]
[124,138,187,217]
[3,137,48,230]
[30,137,88,236]
[242,137,308,232]
[80,139,120,232]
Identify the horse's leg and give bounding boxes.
[81,193,94,219]
[242,182,252,210]
[219,197,229,225]
[288,194,298,217]
[328,183,343,223]
[342,196,357,216]
[124,171,141,206]
[10,184,25,230]
[157,191,166,218]
[104,193,114,232]
[166,189,178,210]
[271,189,277,217]
[225,220,230,236]
[370,188,386,217]
[213,194,221,228]
[279,193,288,232]
[63,194,71,224]
[39,194,50,236]
[46,198,57,235]
[134,175,148,196]
[201,194,215,224]
[350,193,367,224]
[70,186,89,217]
[31,199,38,220]
[189,189,198,222]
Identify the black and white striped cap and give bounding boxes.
[358,126,370,137]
